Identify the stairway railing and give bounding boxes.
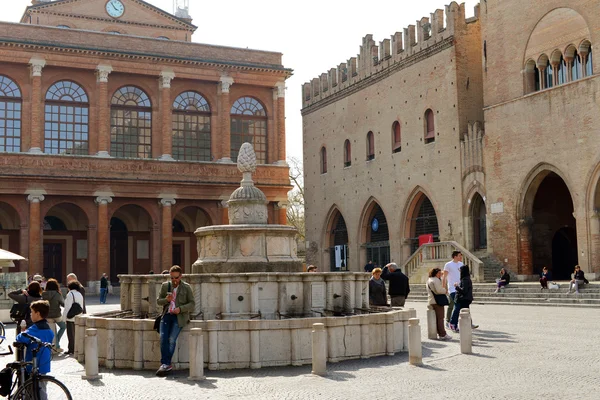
[401,241,484,282]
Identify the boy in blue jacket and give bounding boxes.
[15,300,54,374]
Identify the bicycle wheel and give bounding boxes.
[12,375,72,400]
[0,321,5,344]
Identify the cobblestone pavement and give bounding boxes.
[1,300,598,399]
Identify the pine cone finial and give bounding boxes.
[237,142,257,173]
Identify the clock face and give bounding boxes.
[106,0,125,18]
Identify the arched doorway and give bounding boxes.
[43,203,89,284]
[110,205,153,281]
[0,202,21,270]
[172,207,211,272]
[527,172,577,279]
[361,202,390,268]
[408,194,440,254]
[471,193,487,250]
[326,209,349,271]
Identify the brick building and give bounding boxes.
[302,0,599,281]
[0,0,292,285]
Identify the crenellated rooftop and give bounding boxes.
[301,1,480,112]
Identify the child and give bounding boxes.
[15,300,54,374]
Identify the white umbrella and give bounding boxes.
[0,248,26,261]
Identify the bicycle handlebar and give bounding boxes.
[19,332,53,349]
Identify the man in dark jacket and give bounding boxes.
[381,263,410,307]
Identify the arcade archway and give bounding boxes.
[325,208,349,271]
[110,205,153,281]
[406,193,440,254]
[524,171,577,279]
[360,201,390,268]
[172,206,211,272]
[470,193,487,250]
[0,202,21,270]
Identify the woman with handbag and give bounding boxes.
[426,268,451,340]
[8,281,43,331]
[43,278,66,352]
[62,280,85,355]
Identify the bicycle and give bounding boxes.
[0,332,72,399]
[0,321,5,345]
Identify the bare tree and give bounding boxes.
[286,157,305,241]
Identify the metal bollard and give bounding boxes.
[311,323,327,376]
[82,329,101,380]
[188,328,205,381]
[459,309,472,354]
[408,318,422,365]
[426,305,437,340]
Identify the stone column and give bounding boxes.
[269,89,278,164]
[249,329,261,369]
[385,312,395,356]
[132,320,144,370]
[207,321,219,370]
[311,323,326,376]
[218,76,234,163]
[87,224,97,286]
[119,276,131,310]
[27,194,44,275]
[459,309,472,354]
[18,222,29,273]
[131,277,142,315]
[28,58,46,154]
[159,71,176,161]
[551,62,559,86]
[519,218,533,275]
[408,318,422,365]
[188,328,205,380]
[82,329,101,380]
[590,211,600,274]
[565,56,573,83]
[275,82,287,164]
[96,65,113,157]
[426,305,437,340]
[152,224,161,274]
[95,196,112,280]
[160,198,176,269]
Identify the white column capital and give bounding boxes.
[276,201,288,210]
[219,200,229,208]
[95,196,113,206]
[219,76,234,93]
[159,71,176,89]
[275,82,286,98]
[29,58,46,77]
[160,198,176,207]
[96,65,113,83]
[27,194,45,203]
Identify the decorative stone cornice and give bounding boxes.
[159,71,176,89]
[27,194,45,203]
[96,65,113,83]
[29,57,46,77]
[160,198,176,207]
[219,76,234,93]
[95,196,113,206]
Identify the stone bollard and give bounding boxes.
[408,318,422,365]
[188,328,205,381]
[426,305,437,340]
[459,309,472,354]
[311,323,327,376]
[82,329,101,380]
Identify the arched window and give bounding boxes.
[344,139,351,167]
[586,46,593,76]
[544,63,553,89]
[557,55,567,85]
[366,131,375,160]
[392,121,401,153]
[110,86,152,158]
[230,97,267,163]
[424,109,435,144]
[44,80,89,155]
[172,91,211,161]
[320,146,327,174]
[524,59,538,94]
[572,50,582,81]
[0,76,22,153]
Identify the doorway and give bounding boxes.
[471,193,487,250]
[551,227,578,280]
[110,217,128,284]
[172,243,183,269]
[43,243,63,283]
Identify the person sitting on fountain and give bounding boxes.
[156,265,195,377]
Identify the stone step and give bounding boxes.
[409,292,600,299]
[407,295,600,306]
[407,298,600,309]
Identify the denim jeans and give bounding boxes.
[100,288,108,304]
[450,292,461,326]
[159,313,182,365]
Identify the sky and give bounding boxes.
[2,0,479,165]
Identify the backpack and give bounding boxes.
[9,301,29,323]
[0,367,13,397]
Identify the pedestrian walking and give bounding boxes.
[100,273,109,304]
[443,251,463,331]
[42,278,66,352]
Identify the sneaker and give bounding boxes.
[156,364,173,376]
[471,324,479,330]
[449,323,459,333]
[439,335,452,341]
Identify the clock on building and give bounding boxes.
[371,218,379,232]
[106,0,125,18]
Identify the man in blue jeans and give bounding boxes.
[99,273,109,304]
[155,265,195,376]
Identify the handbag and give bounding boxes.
[154,282,171,333]
[66,292,83,319]
[10,302,29,322]
[428,282,449,306]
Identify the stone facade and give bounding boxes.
[0,0,292,284]
[303,0,599,280]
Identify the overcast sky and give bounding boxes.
[3,0,479,164]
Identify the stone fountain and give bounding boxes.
[75,144,414,372]
[192,142,301,273]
